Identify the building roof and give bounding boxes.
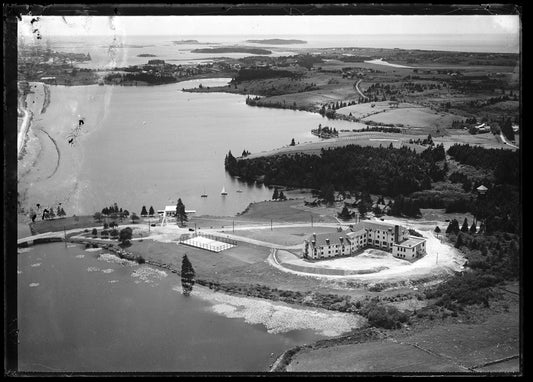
[395,236,426,247]
[307,232,352,247]
[158,206,196,214]
[476,185,488,191]
[352,220,396,232]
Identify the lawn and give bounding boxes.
[286,340,468,372]
[230,226,337,246]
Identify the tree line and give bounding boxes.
[225,145,444,197]
[447,144,519,186]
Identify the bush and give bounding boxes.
[365,303,409,329]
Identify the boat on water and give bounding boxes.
[236,190,243,193]
[221,187,228,196]
[201,187,208,198]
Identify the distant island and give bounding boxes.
[137,54,157,57]
[191,47,272,55]
[246,39,307,45]
[172,40,200,44]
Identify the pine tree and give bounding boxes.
[49,207,56,219]
[434,226,441,234]
[149,206,155,216]
[181,254,195,296]
[455,233,464,248]
[338,206,352,220]
[358,202,368,218]
[141,206,148,217]
[272,187,279,200]
[469,221,477,234]
[446,221,453,234]
[290,138,296,146]
[461,218,469,232]
[176,198,188,226]
[279,191,286,201]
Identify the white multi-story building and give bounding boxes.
[303,221,426,261]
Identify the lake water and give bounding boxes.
[62,78,364,216]
[17,242,324,372]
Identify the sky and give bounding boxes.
[19,15,520,38]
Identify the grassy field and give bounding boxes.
[286,340,469,372]
[230,226,337,246]
[361,107,461,130]
[234,199,339,224]
[285,281,520,373]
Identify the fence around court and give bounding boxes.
[194,232,237,246]
[178,232,237,253]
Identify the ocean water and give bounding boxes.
[17,242,323,372]
[20,33,519,70]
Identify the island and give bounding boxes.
[246,38,307,45]
[137,53,157,57]
[191,47,272,55]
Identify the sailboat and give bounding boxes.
[201,187,208,198]
[221,186,228,196]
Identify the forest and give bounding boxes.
[225,145,444,196]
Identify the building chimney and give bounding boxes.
[313,233,317,241]
[326,238,330,245]
[339,237,344,245]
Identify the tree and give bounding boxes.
[119,227,133,246]
[49,207,56,219]
[93,212,103,223]
[110,212,118,223]
[176,198,188,226]
[461,218,469,233]
[469,221,477,234]
[103,222,109,229]
[338,206,352,221]
[290,138,296,146]
[60,207,66,217]
[181,254,196,296]
[434,226,441,234]
[141,206,148,217]
[278,191,286,201]
[131,213,139,224]
[110,228,119,239]
[455,233,464,248]
[123,209,130,218]
[149,206,155,217]
[272,187,279,200]
[358,202,368,218]
[500,117,515,141]
[320,183,335,206]
[91,228,98,238]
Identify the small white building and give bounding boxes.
[158,205,196,226]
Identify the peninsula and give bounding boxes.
[246,38,307,45]
[191,46,272,55]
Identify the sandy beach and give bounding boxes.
[191,286,366,337]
